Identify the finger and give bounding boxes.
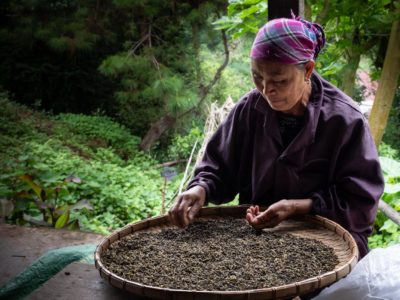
[247,213,265,229]
[250,208,278,228]
[246,212,255,224]
[248,206,255,215]
[168,196,179,225]
[188,198,203,222]
[255,205,260,215]
[168,196,183,227]
[177,196,193,228]
[247,206,259,219]
[251,206,259,216]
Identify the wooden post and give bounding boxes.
[268,0,304,20]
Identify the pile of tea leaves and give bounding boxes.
[101,218,338,291]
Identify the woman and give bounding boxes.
[168,17,384,258]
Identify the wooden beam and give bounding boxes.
[268,0,304,20]
[379,199,400,226]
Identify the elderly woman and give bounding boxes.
[168,17,384,258]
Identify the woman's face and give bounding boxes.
[251,59,312,115]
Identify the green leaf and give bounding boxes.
[384,183,400,194]
[379,157,400,178]
[393,198,400,211]
[18,174,43,198]
[40,172,61,183]
[69,199,93,211]
[380,219,400,234]
[239,5,259,19]
[54,204,69,217]
[55,212,70,229]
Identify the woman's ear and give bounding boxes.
[304,60,315,80]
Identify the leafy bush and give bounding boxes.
[54,113,141,159]
[0,96,181,234]
[368,157,400,248]
[167,126,204,161]
[379,142,399,160]
[382,88,400,158]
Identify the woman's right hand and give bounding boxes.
[168,185,206,228]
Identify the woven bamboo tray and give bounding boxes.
[94,205,358,299]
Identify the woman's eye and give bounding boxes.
[252,74,261,80]
[273,80,287,85]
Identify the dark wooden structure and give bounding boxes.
[268,0,304,20]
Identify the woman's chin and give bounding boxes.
[267,100,287,110]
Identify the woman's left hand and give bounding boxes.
[246,198,312,229]
[246,200,294,229]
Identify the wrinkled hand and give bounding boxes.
[246,200,294,229]
[168,185,206,228]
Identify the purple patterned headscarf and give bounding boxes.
[250,17,325,64]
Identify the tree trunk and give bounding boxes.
[341,50,361,98]
[368,19,400,147]
[139,114,176,152]
[304,0,312,21]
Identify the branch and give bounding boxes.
[199,29,229,105]
[379,199,400,226]
[128,33,149,56]
[148,24,152,48]
[179,29,230,119]
[127,23,154,56]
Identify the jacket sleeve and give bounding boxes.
[311,119,384,257]
[186,100,247,205]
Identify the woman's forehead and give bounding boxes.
[251,59,295,76]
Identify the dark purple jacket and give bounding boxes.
[188,72,384,258]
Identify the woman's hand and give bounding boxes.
[246,199,312,229]
[168,185,206,228]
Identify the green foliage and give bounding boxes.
[0,0,117,114]
[382,88,400,156]
[167,126,204,161]
[213,0,267,39]
[309,0,394,91]
[379,142,400,160]
[369,157,400,248]
[99,52,199,135]
[14,173,90,230]
[215,0,394,94]
[0,96,179,234]
[201,39,254,103]
[55,113,141,157]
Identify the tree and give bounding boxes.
[368,17,400,146]
[0,0,119,113]
[1,0,232,150]
[308,0,393,98]
[98,1,230,151]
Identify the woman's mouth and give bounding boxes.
[267,97,285,103]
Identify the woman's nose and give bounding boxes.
[263,82,276,96]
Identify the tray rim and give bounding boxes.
[94,205,359,299]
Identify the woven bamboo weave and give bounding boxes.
[95,205,358,300]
